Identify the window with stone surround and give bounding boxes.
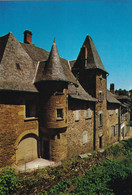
[98,91,104,102]
[116,109,118,115]
[85,108,92,119]
[111,125,116,137]
[109,110,113,116]
[83,131,88,144]
[56,108,64,120]
[74,110,79,121]
[98,112,103,127]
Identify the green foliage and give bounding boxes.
[111,144,121,156]
[72,158,132,195]
[0,168,19,195]
[47,180,71,195]
[121,138,132,151]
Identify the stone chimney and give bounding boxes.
[24,30,32,44]
[110,83,115,94]
[83,44,87,60]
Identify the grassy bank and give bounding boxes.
[0,138,132,194]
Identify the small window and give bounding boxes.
[83,132,88,144]
[99,136,102,148]
[16,63,21,70]
[99,74,102,80]
[74,110,79,121]
[98,92,104,102]
[116,109,118,115]
[57,108,63,120]
[111,126,116,137]
[98,113,103,127]
[109,110,113,116]
[85,108,92,119]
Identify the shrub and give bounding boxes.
[0,168,19,195]
[111,144,121,156]
[47,180,71,195]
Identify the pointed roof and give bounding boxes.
[73,35,108,74]
[0,32,37,92]
[0,33,10,63]
[35,40,75,84]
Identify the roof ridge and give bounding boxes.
[0,33,10,63]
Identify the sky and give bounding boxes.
[0,0,132,90]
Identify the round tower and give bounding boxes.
[34,39,71,131]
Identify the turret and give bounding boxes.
[35,39,71,130]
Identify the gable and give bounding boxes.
[0,33,37,92]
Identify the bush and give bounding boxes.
[0,168,19,195]
[72,158,132,195]
[47,180,71,195]
[111,144,121,156]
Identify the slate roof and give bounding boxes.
[35,40,76,84]
[0,31,106,103]
[0,32,37,92]
[107,90,121,104]
[72,35,108,74]
[0,33,9,63]
[68,80,96,102]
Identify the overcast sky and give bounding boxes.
[0,0,132,90]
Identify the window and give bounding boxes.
[16,63,21,70]
[98,113,103,127]
[99,136,102,148]
[83,132,88,144]
[85,108,92,119]
[111,126,116,137]
[74,110,79,121]
[57,108,63,120]
[26,101,36,118]
[109,110,113,116]
[98,92,104,102]
[99,74,102,80]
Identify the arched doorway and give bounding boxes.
[16,133,38,164]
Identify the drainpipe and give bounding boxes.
[118,106,121,141]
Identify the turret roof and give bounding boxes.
[35,40,75,84]
[72,35,108,74]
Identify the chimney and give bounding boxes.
[110,83,115,94]
[83,44,87,59]
[24,30,32,44]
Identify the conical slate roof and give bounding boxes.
[35,40,74,84]
[72,35,108,74]
[84,35,107,73]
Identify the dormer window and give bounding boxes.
[56,108,64,120]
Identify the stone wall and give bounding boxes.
[67,98,94,158]
[0,104,38,166]
[106,103,119,144]
[50,131,67,161]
